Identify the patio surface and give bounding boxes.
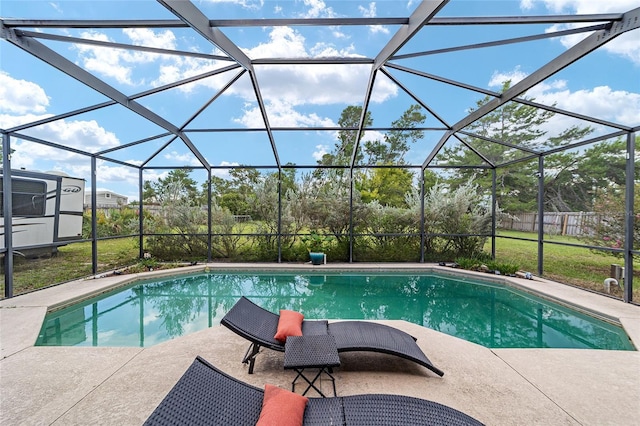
[1,263,639,425]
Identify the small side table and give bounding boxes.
[284,334,340,397]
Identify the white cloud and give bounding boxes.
[74,28,179,86]
[212,160,240,178]
[248,62,386,106]
[300,0,337,19]
[218,27,397,127]
[361,129,385,144]
[490,67,640,135]
[0,72,50,115]
[152,57,222,92]
[163,150,206,167]
[601,32,640,64]
[530,84,640,128]
[5,144,36,170]
[69,24,397,122]
[490,68,639,129]
[3,116,120,163]
[312,144,329,161]
[70,162,161,200]
[247,27,308,58]
[359,2,376,18]
[234,100,336,128]
[203,0,264,10]
[488,67,528,88]
[123,28,177,51]
[74,31,136,85]
[142,169,169,183]
[359,3,390,35]
[0,73,122,174]
[491,66,640,127]
[520,0,535,10]
[92,162,140,184]
[233,28,397,106]
[49,2,63,14]
[521,0,636,13]
[8,146,139,190]
[523,0,640,65]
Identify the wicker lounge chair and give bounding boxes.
[220,296,444,377]
[144,356,482,426]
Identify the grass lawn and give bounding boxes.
[2,232,637,301]
[1,238,140,296]
[493,230,639,300]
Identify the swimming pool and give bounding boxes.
[36,271,634,350]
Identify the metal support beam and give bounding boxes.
[623,132,635,303]
[91,157,98,276]
[157,0,281,168]
[139,169,144,259]
[2,133,14,298]
[2,30,171,130]
[350,0,448,170]
[20,29,232,62]
[420,169,426,263]
[422,130,453,169]
[454,134,496,168]
[380,67,450,128]
[2,26,211,171]
[249,73,281,168]
[373,0,449,69]
[7,64,241,135]
[157,0,252,69]
[349,169,354,263]
[537,157,544,276]
[277,169,282,263]
[387,63,632,132]
[451,7,640,133]
[207,169,212,263]
[491,169,497,259]
[349,70,377,168]
[0,14,625,30]
[392,23,608,59]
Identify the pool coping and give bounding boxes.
[3,262,637,351]
[1,263,640,425]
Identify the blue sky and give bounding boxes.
[1,0,639,202]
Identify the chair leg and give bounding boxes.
[242,343,261,374]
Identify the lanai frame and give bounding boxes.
[1,1,638,301]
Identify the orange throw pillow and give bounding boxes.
[256,384,308,426]
[274,310,304,342]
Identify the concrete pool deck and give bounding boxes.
[1,263,639,425]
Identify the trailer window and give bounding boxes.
[0,178,47,217]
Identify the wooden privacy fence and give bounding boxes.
[500,212,598,236]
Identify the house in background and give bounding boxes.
[84,190,128,209]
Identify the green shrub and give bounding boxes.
[496,262,520,275]
[455,257,481,270]
[83,207,152,238]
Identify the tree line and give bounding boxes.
[104,81,636,262]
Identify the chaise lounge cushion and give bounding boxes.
[256,384,308,426]
[274,309,304,342]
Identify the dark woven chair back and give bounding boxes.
[220,296,444,377]
[221,296,284,350]
[144,356,483,426]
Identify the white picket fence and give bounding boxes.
[500,212,598,236]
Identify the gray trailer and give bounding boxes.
[1,169,85,257]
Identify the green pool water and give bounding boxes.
[36,271,635,350]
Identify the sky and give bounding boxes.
[1,0,639,202]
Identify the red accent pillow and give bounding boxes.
[256,384,308,426]
[274,310,304,342]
